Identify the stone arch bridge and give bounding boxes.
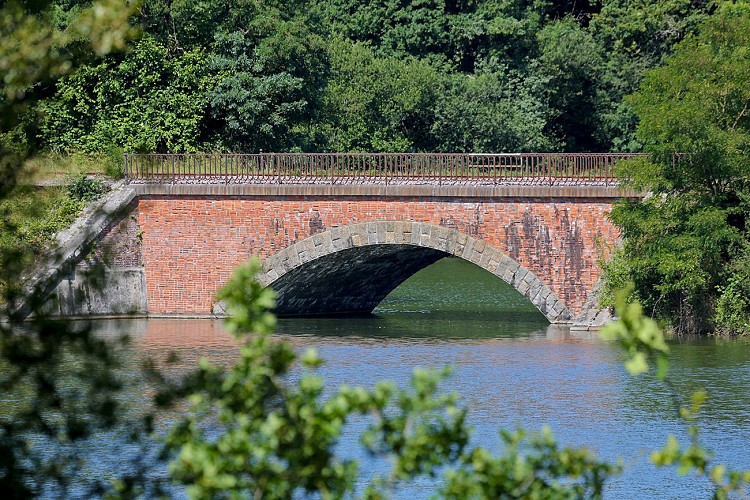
[43,153,639,325]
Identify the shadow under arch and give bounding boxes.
[257,221,572,323]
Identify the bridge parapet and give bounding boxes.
[125,152,641,187]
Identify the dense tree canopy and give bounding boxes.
[605,1,750,334]
[15,0,719,155]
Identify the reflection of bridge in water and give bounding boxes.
[45,153,640,328]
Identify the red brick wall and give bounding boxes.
[136,196,619,316]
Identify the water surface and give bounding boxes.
[97,258,750,498]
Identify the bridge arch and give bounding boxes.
[255,221,572,323]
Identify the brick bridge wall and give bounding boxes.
[118,184,624,320]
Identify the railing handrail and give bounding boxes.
[123,151,643,156]
[123,152,644,187]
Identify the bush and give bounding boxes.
[66,174,105,202]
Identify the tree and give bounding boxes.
[533,17,604,152]
[431,71,555,152]
[309,39,439,152]
[206,8,328,153]
[605,1,750,334]
[40,35,214,153]
[588,0,714,151]
[0,2,167,497]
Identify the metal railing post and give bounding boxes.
[273,153,279,184]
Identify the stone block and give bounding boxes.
[444,229,458,255]
[377,222,386,243]
[523,271,535,285]
[517,278,532,295]
[304,237,317,257]
[296,247,309,264]
[436,226,451,251]
[479,247,493,270]
[420,224,431,247]
[287,247,301,268]
[471,240,487,265]
[453,232,468,256]
[512,267,528,287]
[411,223,423,245]
[461,237,476,261]
[528,280,543,301]
[394,222,406,244]
[321,231,334,255]
[529,283,544,305]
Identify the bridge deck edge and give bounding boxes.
[131,183,640,199]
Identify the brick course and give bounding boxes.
[134,195,619,317]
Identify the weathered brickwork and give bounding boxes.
[88,199,143,268]
[136,195,619,317]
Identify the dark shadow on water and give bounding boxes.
[273,257,551,340]
[276,309,550,340]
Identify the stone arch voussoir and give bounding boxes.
[258,221,571,323]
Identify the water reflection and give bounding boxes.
[87,315,750,499]
[81,257,750,499]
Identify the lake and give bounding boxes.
[90,258,750,498]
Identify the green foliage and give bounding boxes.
[66,173,105,202]
[715,275,750,336]
[0,182,107,287]
[25,0,720,159]
[0,0,136,197]
[40,35,214,153]
[601,285,670,378]
[534,17,604,151]
[311,39,439,152]
[607,194,740,333]
[588,0,713,151]
[431,71,555,152]
[0,0,137,102]
[314,0,451,66]
[606,2,750,334]
[0,1,155,497]
[0,315,136,497]
[207,16,327,152]
[215,258,277,336]
[6,0,750,495]
[441,426,616,499]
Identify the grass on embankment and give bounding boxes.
[0,175,108,287]
[22,151,123,184]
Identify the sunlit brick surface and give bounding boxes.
[128,196,619,317]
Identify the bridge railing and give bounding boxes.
[124,152,642,186]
